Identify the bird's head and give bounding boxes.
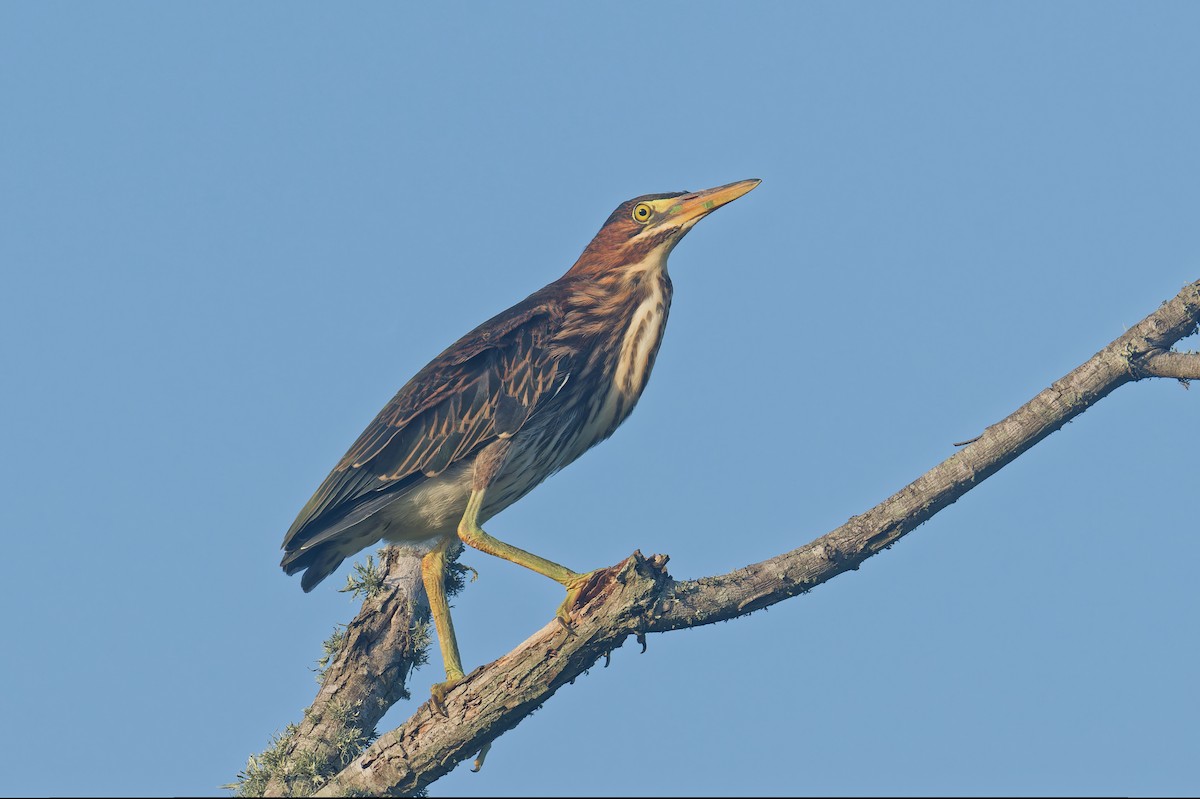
[567,178,760,278]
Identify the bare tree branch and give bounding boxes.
[646,284,1200,632]
[1141,351,1200,381]
[251,279,1198,797]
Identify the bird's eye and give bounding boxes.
[632,203,654,224]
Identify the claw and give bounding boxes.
[429,670,464,716]
[471,741,493,772]
[556,570,596,625]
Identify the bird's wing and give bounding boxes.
[282,296,567,551]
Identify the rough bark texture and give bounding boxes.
[261,547,431,796]
[254,279,1198,797]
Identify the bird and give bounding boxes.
[281,178,760,704]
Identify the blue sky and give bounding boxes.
[2,2,1198,796]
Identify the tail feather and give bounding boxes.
[300,555,344,592]
[282,522,387,592]
[281,546,346,593]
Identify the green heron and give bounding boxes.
[282,178,760,702]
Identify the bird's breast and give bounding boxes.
[484,270,673,515]
[613,276,670,401]
[576,271,672,449]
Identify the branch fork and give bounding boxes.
[318,553,672,796]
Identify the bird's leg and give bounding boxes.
[457,487,594,625]
[421,536,465,710]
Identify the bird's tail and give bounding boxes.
[281,544,346,593]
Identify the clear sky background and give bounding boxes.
[2,2,1198,796]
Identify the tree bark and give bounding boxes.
[248,279,1198,797]
[258,547,431,797]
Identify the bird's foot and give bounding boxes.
[555,570,599,630]
[430,668,465,716]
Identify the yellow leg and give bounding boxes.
[457,488,594,623]
[421,536,464,709]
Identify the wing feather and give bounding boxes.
[282,292,568,553]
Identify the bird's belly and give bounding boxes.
[478,393,626,514]
[377,461,474,543]
[471,434,556,519]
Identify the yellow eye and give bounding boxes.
[632,202,654,224]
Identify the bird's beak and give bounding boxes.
[662,178,761,228]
